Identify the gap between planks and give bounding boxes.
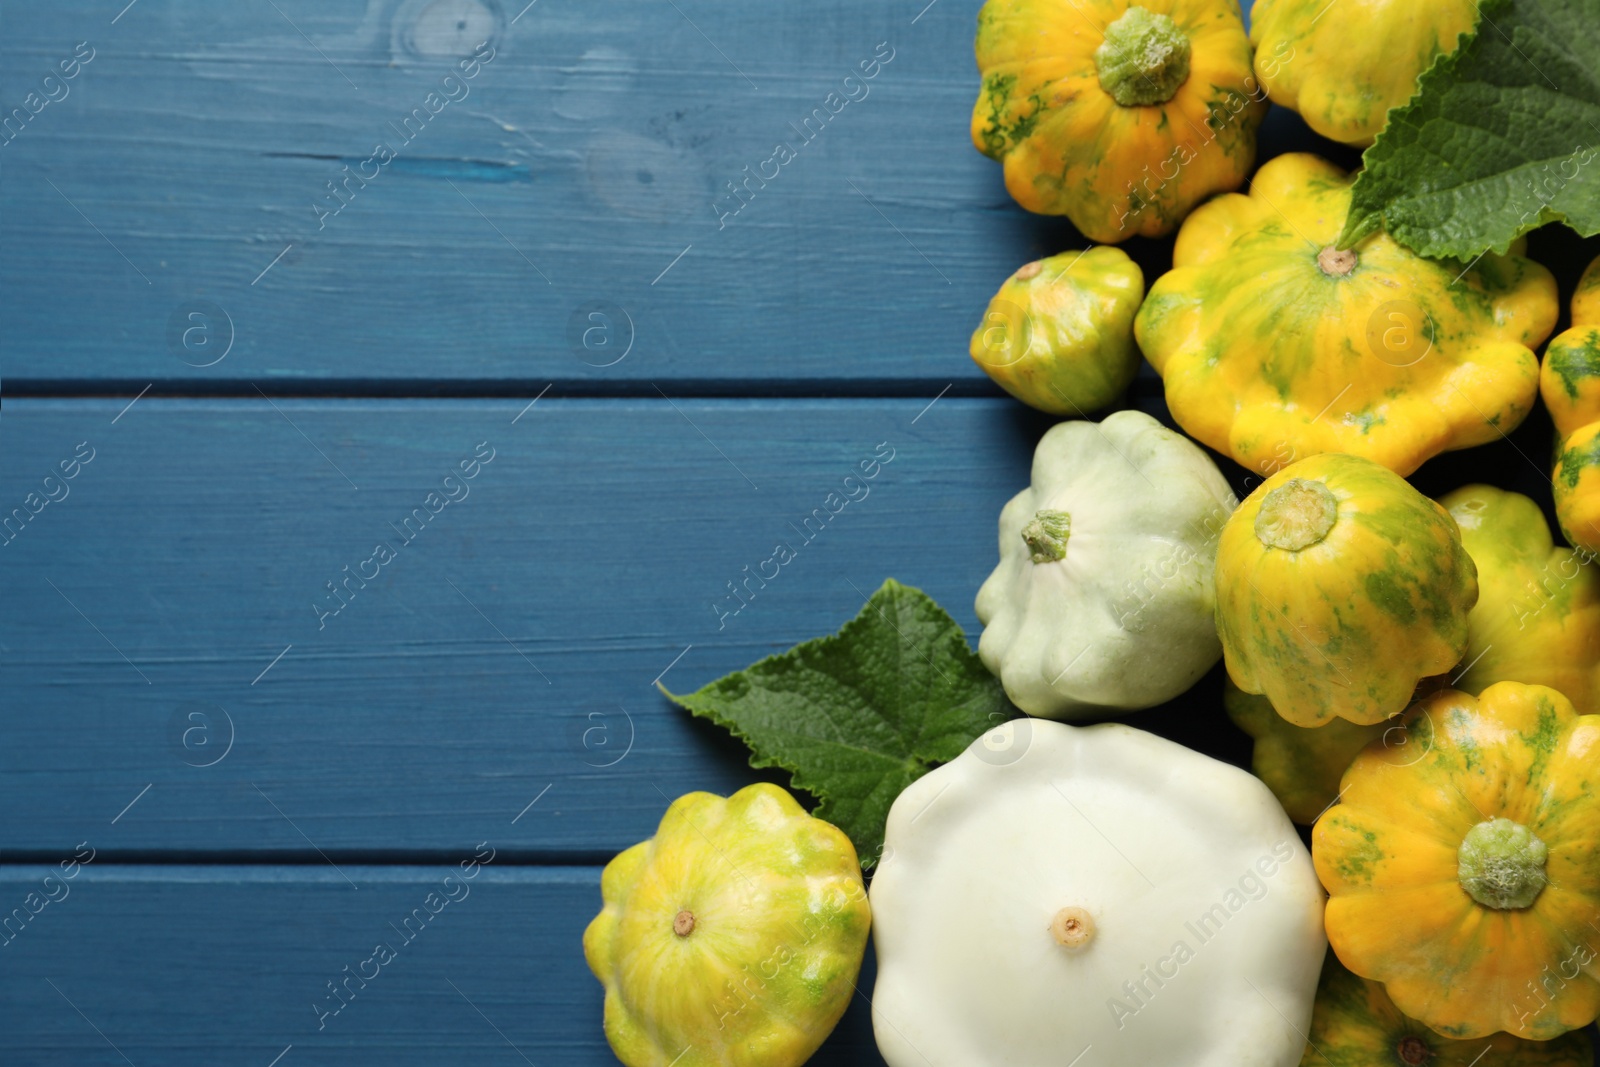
[0,377,1165,402]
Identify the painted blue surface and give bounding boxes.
[3,0,1600,1063]
[0,863,881,1065]
[0,397,1041,856]
[0,0,1031,387]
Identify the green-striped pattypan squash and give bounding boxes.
[1136,153,1559,477]
[970,247,1143,414]
[1443,484,1600,715]
[1214,452,1477,727]
[1302,954,1592,1066]
[976,409,1235,717]
[1316,683,1600,1040]
[1249,0,1477,147]
[972,0,1264,242]
[1541,255,1600,554]
[1231,482,1600,823]
[584,783,870,1067]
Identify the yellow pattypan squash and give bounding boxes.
[1302,953,1593,1066]
[1232,483,1600,824]
[1224,680,1385,825]
[972,0,1265,242]
[1215,452,1477,727]
[583,783,871,1067]
[970,247,1144,414]
[1541,255,1600,553]
[1250,0,1478,147]
[1136,153,1559,477]
[1443,484,1600,715]
[1316,683,1600,1041]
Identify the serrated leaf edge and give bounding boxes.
[657,577,995,868]
[1339,0,1523,259]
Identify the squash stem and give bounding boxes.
[1050,906,1095,950]
[1396,1036,1433,1066]
[1318,245,1358,277]
[1094,7,1192,108]
[1458,817,1548,910]
[1022,510,1072,563]
[1255,479,1338,551]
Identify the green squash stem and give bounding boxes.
[1022,510,1072,563]
[1094,7,1192,107]
[1255,479,1338,551]
[1458,817,1548,910]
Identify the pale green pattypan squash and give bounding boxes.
[870,717,1326,1066]
[976,409,1236,717]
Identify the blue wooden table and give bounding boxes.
[2,1,1595,1063]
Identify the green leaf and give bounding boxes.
[1339,0,1600,259]
[659,578,1013,867]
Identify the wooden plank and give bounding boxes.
[0,1,1401,393]
[0,862,883,1064]
[15,1,1591,393]
[1,0,1043,387]
[0,381,1566,858]
[3,863,1597,1066]
[0,395,1563,857]
[0,396,1045,856]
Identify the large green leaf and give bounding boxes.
[660,579,1013,867]
[1340,0,1600,258]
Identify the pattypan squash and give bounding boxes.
[976,409,1236,717]
[1225,680,1385,826]
[1541,255,1600,554]
[972,0,1265,242]
[870,717,1326,1067]
[970,247,1144,415]
[1316,683,1600,1040]
[1215,452,1477,727]
[1249,0,1477,147]
[1302,954,1593,1067]
[1443,484,1600,715]
[583,783,870,1067]
[1136,153,1559,477]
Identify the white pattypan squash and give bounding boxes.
[870,718,1326,1067]
[975,409,1236,717]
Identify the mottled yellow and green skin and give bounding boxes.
[1443,484,1600,714]
[1302,954,1593,1065]
[1137,153,1559,477]
[1215,452,1478,727]
[1315,683,1600,1040]
[972,0,1265,242]
[1225,680,1386,824]
[1541,256,1600,554]
[1250,0,1477,147]
[583,784,871,1067]
[969,247,1144,414]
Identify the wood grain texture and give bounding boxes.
[1,0,1053,387]
[0,396,1050,856]
[0,862,879,1064]
[6,1,1600,1062]
[0,393,1572,860]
